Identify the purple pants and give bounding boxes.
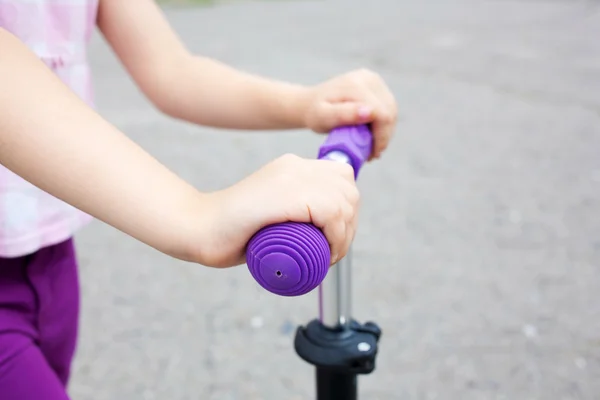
[0,238,79,400]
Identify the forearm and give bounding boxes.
[153,55,312,130]
[0,29,208,261]
[96,0,311,130]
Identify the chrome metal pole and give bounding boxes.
[319,248,352,329]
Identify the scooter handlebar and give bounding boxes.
[246,124,373,296]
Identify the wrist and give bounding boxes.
[165,191,216,265]
[279,83,314,129]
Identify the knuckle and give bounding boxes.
[339,198,352,216]
[357,67,372,76]
[279,152,300,162]
[331,196,346,214]
[275,153,303,180]
[349,74,364,87]
[344,68,384,89]
[346,69,369,86]
[334,201,346,218]
[349,186,361,205]
[343,204,356,223]
[324,200,342,220]
[327,160,353,178]
[337,162,355,179]
[360,68,380,81]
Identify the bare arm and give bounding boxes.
[97,0,311,130]
[0,28,210,261]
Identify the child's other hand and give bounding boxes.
[199,154,360,268]
[302,69,398,160]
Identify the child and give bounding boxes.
[0,0,398,398]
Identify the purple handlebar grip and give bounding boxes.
[318,124,373,178]
[246,125,373,297]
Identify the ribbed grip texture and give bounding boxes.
[246,125,373,296]
[246,222,330,297]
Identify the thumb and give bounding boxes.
[314,102,373,132]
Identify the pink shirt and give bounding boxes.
[0,0,99,257]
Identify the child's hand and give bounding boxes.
[198,154,360,268]
[302,69,398,160]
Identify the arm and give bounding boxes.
[0,28,210,262]
[0,28,362,269]
[97,0,398,158]
[97,0,310,130]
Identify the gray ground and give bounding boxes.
[70,0,600,399]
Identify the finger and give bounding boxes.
[334,173,361,211]
[362,69,398,114]
[306,181,348,265]
[330,160,356,184]
[315,101,374,132]
[361,72,398,160]
[337,177,360,263]
[343,212,357,260]
[358,94,391,160]
[336,197,356,264]
[345,193,359,254]
[323,215,347,265]
[337,221,353,264]
[368,72,398,114]
[342,80,392,160]
[324,174,356,264]
[370,113,394,159]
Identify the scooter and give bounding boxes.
[246,125,382,400]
